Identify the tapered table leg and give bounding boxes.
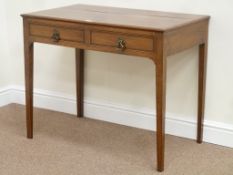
[23,20,34,139]
[197,42,207,143]
[75,49,84,117]
[156,53,167,172]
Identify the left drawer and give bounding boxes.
[29,19,85,43]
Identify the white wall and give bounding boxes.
[0,0,12,86]
[0,0,233,139]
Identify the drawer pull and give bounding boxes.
[116,38,126,51]
[51,29,60,42]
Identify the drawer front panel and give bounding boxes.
[90,30,154,52]
[27,18,157,58]
[30,24,84,43]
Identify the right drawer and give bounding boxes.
[90,30,155,52]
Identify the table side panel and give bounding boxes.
[164,20,209,56]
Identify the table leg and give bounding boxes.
[156,54,167,172]
[24,41,34,139]
[75,49,84,117]
[197,42,207,143]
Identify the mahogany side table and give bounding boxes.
[21,4,210,172]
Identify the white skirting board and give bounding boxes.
[0,85,233,148]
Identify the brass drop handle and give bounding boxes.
[116,38,126,51]
[51,29,60,42]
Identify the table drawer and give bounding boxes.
[29,23,85,43]
[90,30,154,52]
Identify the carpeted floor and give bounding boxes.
[0,104,232,175]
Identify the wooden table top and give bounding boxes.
[22,4,209,31]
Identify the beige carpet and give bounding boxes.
[0,104,232,175]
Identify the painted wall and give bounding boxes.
[1,0,233,127]
[0,0,12,86]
